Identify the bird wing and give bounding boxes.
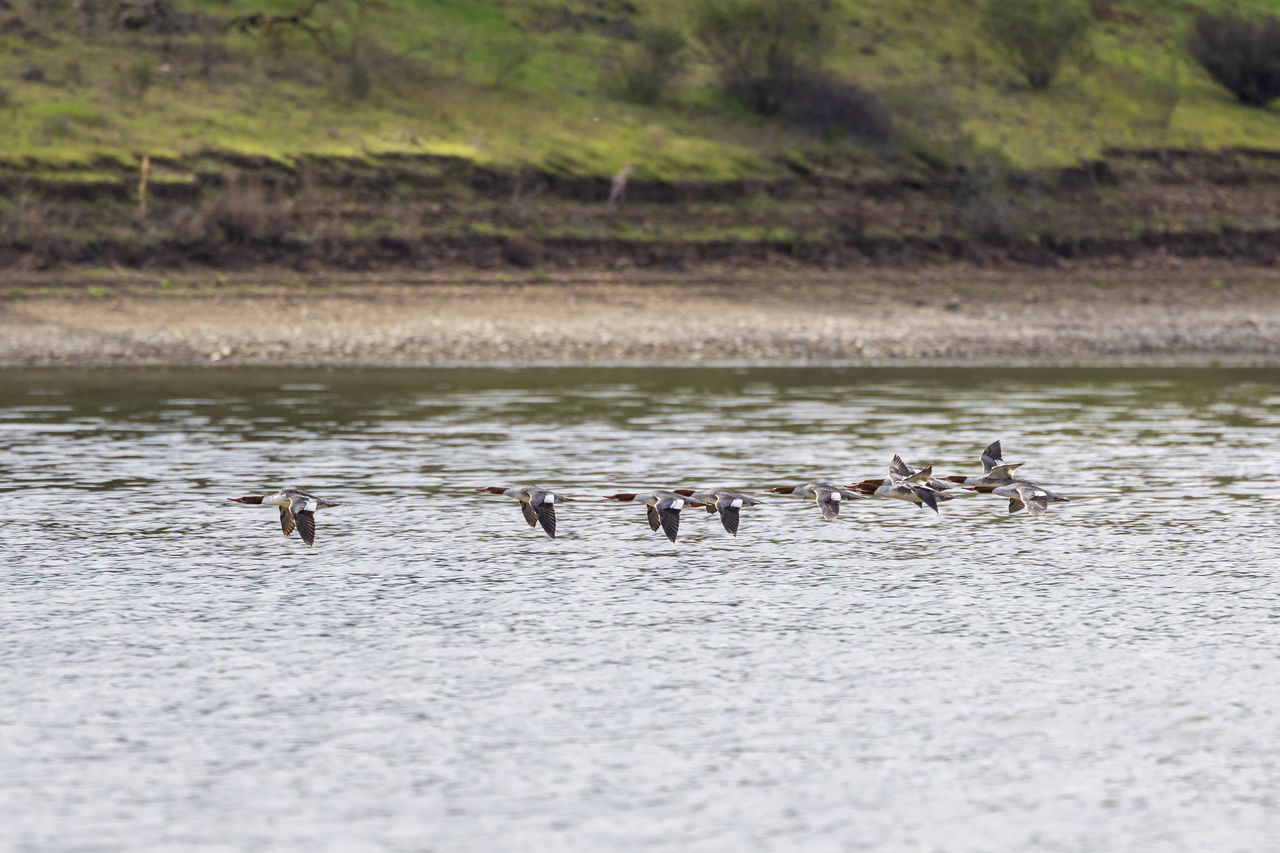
[1026,496,1049,517]
[888,455,911,478]
[981,440,1003,473]
[816,491,841,521]
[988,462,1025,479]
[520,500,538,527]
[278,506,295,537]
[645,505,661,532]
[912,486,940,514]
[657,507,681,543]
[906,465,934,485]
[533,501,557,539]
[294,511,316,546]
[1007,497,1025,515]
[718,504,740,536]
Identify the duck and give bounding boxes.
[937,440,1026,489]
[940,441,1070,503]
[851,456,959,499]
[603,490,701,543]
[475,485,573,539]
[992,482,1061,516]
[671,488,762,536]
[851,456,943,512]
[765,482,861,521]
[228,489,341,546]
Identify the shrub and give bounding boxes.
[980,0,1092,89]
[692,0,833,115]
[1188,11,1280,108]
[604,24,687,105]
[767,64,892,142]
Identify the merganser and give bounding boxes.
[851,455,958,500]
[851,456,942,512]
[992,482,1059,516]
[940,441,1069,503]
[766,482,861,521]
[603,490,701,543]
[671,488,761,536]
[476,485,574,539]
[938,440,1026,489]
[228,489,341,546]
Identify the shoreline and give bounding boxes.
[4,262,1278,367]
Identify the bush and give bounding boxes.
[604,24,687,105]
[692,0,833,115]
[767,64,892,142]
[980,0,1091,89]
[1188,12,1280,108]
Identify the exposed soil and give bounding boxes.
[3,261,1277,366]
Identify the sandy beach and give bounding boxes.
[3,261,1278,366]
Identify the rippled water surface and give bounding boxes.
[1,366,1278,851]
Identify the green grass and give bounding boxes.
[1,0,1279,179]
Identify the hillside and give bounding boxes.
[2,0,1280,178]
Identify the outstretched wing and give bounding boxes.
[888,455,911,478]
[278,506,295,537]
[981,440,1003,473]
[645,505,661,532]
[1026,496,1049,517]
[534,501,557,539]
[1007,497,1025,515]
[913,486,940,514]
[988,462,1024,479]
[817,492,841,521]
[520,501,538,527]
[289,497,317,545]
[294,511,316,545]
[658,507,681,543]
[906,465,933,485]
[718,504,740,536]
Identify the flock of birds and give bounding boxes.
[230,441,1069,547]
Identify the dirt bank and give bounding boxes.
[3,261,1277,366]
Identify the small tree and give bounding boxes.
[981,0,1091,90]
[604,24,687,105]
[692,0,833,115]
[1188,11,1280,108]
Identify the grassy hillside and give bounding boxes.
[1,0,1279,180]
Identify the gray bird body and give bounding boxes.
[604,490,696,542]
[228,488,341,546]
[767,482,860,521]
[674,487,762,536]
[477,484,572,539]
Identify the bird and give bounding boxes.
[766,482,861,521]
[993,482,1060,516]
[937,440,1027,489]
[603,490,700,542]
[851,456,959,499]
[851,456,943,512]
[671,488,761,536]
[940,440,1070,504]
[476,485,573,539]
[228,489,341,546]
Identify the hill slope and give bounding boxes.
[2,0,1279,180]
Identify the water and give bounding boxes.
[0,366,1277,851]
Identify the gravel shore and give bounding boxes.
[3,263,1278,366]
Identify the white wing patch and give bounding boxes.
[731,498,743,507]
[544,494,555,504]
[830,492,842,501]
[671,499,684,509]
[304,500,318,512]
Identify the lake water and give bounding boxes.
[1,366,1277,851]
